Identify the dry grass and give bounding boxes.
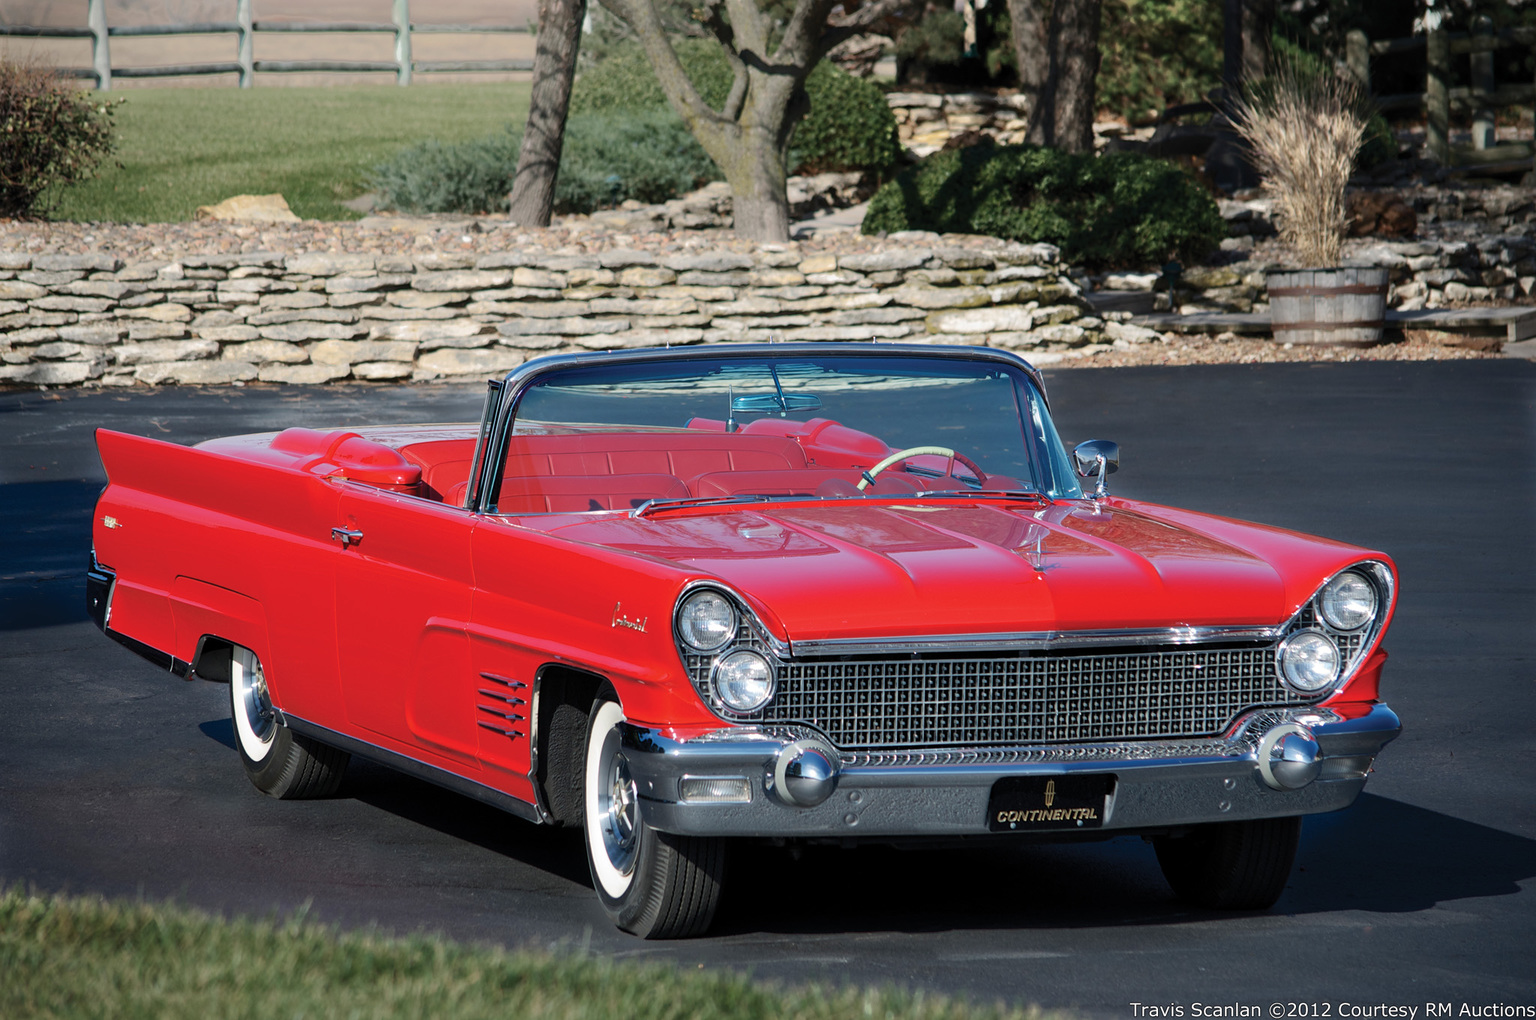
[1230,65,1367,268]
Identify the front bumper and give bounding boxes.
[623,703,1400,838]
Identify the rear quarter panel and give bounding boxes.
[93,429,344,722]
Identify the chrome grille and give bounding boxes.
[688,641,1311,750]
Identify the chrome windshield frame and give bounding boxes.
[470,343,1056,516]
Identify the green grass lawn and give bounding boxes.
[49,83,531,223]
[0,887,1045,1020]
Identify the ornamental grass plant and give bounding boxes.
[1229,63,1369,268]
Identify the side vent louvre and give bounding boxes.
[476,672,527,741]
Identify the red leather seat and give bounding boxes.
[503,433,807,480]
[493,473,690,513]
[692,469,864,498]
[398,439,477,502]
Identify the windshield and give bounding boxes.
[490,353,1082,514]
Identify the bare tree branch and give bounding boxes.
[597,0,729,133]
[776,0,837,65]
[723,0,770,57]
[696,0,750,119]
[827,0,915,32]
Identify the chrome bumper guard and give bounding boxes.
[622,703,1401,838]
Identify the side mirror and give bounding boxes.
[1072,439,1120,499]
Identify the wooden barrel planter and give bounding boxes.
[1267,267,1390,346]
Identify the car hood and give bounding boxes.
[538,499,1373,642]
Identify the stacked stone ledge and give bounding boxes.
[886,93,1033,158]
[1092,194,1536,314]
[0,237,1152,388]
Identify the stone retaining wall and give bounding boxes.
[1096,197,1536,313]
[887,92,1031,158]
[0,239,1161,388]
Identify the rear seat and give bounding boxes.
[398,438,477,502]
[692,469,862,498]
[503,433,806,483]
[495,473,690,513]
[411,432,879,511]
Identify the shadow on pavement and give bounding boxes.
[0,479,98,631]
[335,756,591,888]
[190,709,1536,939]
[190,688,1536,937]
[701,792,1536,935]
[198,717,238,751]
[1291,793,1536,912]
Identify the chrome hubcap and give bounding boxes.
[242,660,275,744]
[599,733,639,876]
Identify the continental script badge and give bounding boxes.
[611,602,647,633]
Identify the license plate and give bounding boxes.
[987,775,1113,832]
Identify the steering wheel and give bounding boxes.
[856,446,989,491]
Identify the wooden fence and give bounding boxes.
[0,0,531,88]
[1345,17,1536,169]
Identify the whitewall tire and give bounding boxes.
[582,693,725,938]
[228,645,349,799]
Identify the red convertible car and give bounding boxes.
[90,343,1399,937]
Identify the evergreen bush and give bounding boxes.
[0,60,119,218]
[862,145,1225,269]
[369,109,722,216]
[570,41,901,176]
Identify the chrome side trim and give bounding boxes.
[282,714,543,825]
[789,624,1283,657]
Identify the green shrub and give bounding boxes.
[791,64,903,175]
[570,39,733,114]
[369,130,519,215]
[862,145,1225,269]
[557,109,723,208]
[1098,0,1222,123]
[0,60,119,218]
[370,108,722,216]
[570,41,901,176]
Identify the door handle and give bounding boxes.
[330,527,364,547]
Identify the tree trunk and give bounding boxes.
[595,0,841,242]
[507,0,587,226]
[1240,0,1275,82]
[1049,0,1102,154]
[1009,0,1050,145]
[707,116,793,243]
[725,146,792,243]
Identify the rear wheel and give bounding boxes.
[1154,815,1302,910]
[583,695,724,938]
[230,646,348,799]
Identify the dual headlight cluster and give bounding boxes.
[675,588,777,714]
[1277,564,1390,694]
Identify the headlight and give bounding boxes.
[713,650,775,712]
[1319,570,1377,631]
[1279,630,1341,693]
[677,590,736,652]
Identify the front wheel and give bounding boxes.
[1154,815,1302,910]
[230,645,349,799]
[583,695,724,938]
